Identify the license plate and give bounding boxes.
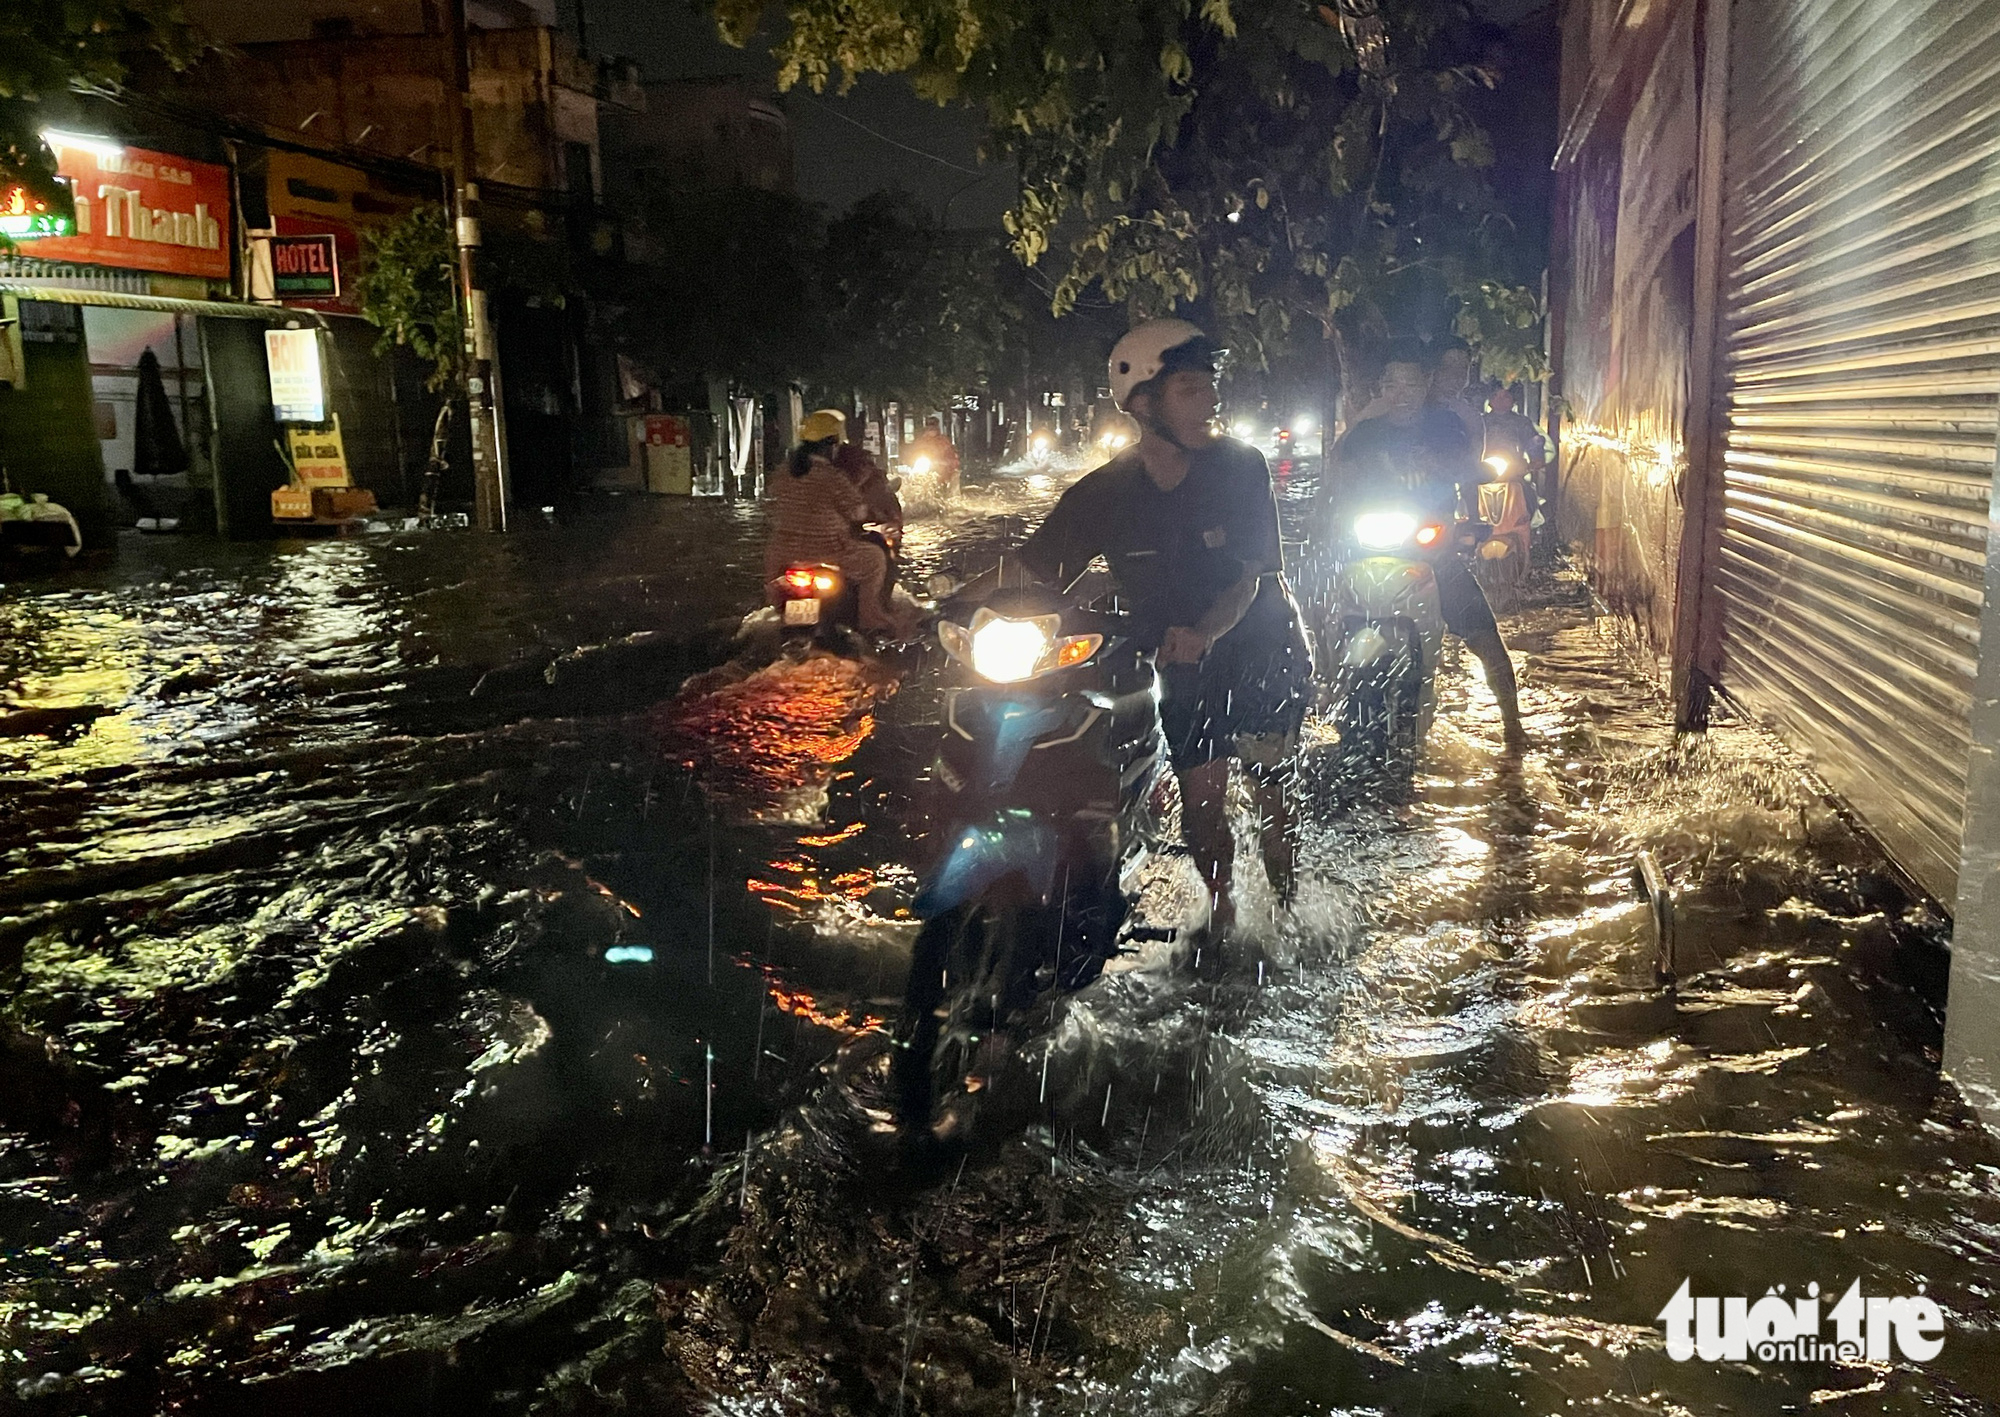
[783,597,821,626]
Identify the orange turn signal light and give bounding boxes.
[813,573,837,591]
[1054,634,1103,669]
[1415,524,1442,546]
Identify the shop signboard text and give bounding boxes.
[24,134,230,280]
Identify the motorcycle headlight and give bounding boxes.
[1483,455,1510,476]
[1031,435,1051,455]
[938,608,1097,683]
[913,455,933,473]
[970,615,1055,682]
[1353,510,1419,550]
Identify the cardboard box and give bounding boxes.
[272,485,315,520]
[311,487,377,520]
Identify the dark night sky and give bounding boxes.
[580,0,1016,227]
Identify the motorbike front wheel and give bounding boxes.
[1335,647,1429,758]
[894,902,1046,1146]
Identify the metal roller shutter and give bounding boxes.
[1711,0,2000,902]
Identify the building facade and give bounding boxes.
[0,117,313,540]
[1551,0,2000,1125]
[169,3,645,512]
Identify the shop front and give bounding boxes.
[0,131,310,540]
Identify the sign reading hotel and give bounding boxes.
[265,329,326,424]
[7,133,231,280]
[269,234,340,298]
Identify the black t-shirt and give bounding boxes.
[1325,408,1477,522]
[1018,440,1293,647]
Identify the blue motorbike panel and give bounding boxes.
[911,818,1062,919]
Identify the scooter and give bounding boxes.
[766,562,862,646]
[894,581,1165,1147]
[1475,453,1534,582]
[1320,504,1480,757]
[750,523,903,656]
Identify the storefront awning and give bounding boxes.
[0,284,312,322]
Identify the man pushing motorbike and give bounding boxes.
[987,319,1313,942]
[1320,338,1528,751]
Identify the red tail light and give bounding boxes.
[781,568,818,591]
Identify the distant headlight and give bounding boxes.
[1483,454,1510,476]
[1353,510,1420,549]
[913,455,933,473]
[1031,434,1051,454]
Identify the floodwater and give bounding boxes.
[1,473,1996,1415]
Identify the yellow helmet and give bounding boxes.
[799,408,847,444]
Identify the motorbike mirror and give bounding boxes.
[928,572,963,598]
[887,475,903,492]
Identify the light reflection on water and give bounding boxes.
[0,487,1995,1414]
[1027,597,1997,1415]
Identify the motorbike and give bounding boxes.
[754,523,903,654]
[1475,452,1535,579]
[904,447,960,497]
[894,581,1166,1146]
[1320,503,1480,757]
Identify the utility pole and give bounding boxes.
[443,0,509,531]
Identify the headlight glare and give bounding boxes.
[969,613,1057,682]
[1353,510,1420,549]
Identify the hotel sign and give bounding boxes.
[17,133,231,280]
[265,328,326,424]
[269,234,340,298]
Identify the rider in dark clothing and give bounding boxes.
[1016,319,1312,941]
[1320,338,1528,751]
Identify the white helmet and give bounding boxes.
[1107,318,1223,409]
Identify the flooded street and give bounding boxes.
[4,481,1998,1415]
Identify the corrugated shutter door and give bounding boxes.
[1712,0,2000,902]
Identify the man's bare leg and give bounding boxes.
[1464,627,1527,751]
[1248,767,1297,906]
[1177,757,1234,939]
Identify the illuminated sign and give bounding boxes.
[265,328,325,424]
[270,234,340,298]
[0,186,75,240]
[23,132,230,279]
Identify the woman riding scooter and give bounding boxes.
[766,411,917,639]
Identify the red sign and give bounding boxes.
[271,215,361,314]
[644,415,691,448]
[28,133,231,280]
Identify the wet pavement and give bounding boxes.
[1,475,1996,1415]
